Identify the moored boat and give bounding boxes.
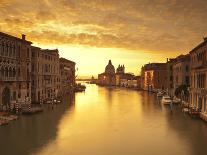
[161,95,172,105]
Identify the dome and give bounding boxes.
[105,60,115,74]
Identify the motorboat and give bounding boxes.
[75,83,86,92]
[161,95,172,105]
[173,97,181,104]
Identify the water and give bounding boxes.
[1,84,207,155]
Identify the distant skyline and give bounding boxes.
[1,0,207,78]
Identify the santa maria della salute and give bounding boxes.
[98,60,137,87]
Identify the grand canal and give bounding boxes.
[1,84,207,155]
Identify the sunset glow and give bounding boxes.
[1,0,207,77]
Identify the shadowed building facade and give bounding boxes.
[0,32,32,109]
[190,37,207,119]
[59,58,76,95]
[31,47,61,103]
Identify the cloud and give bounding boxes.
[0,0,207,53]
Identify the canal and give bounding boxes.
[1,84,207,155]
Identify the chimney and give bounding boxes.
[22,34,26,40]
[167,58,169,62]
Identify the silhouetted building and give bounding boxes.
[98,60,116,86]
[116,64,125,74]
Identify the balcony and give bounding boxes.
[0,77,17,82]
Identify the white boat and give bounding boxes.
[173,97,181,104]
[161,95,172,105]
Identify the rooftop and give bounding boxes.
[59,57,76,64]
[0,31,32,44]
[190,37,207,54]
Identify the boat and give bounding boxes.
[161,95,172,105]
[45,100,53,104]
[53,99,61,104]
[173,97,181,104]
[75,83,86,92]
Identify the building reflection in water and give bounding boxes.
[1,85,207,155]
[0,92,75,155]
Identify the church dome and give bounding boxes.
[105,60,115,74]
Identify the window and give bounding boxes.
[186,66,189,72]
[13,91,16,100]
[32,51,35,57]
[27,49,30,58]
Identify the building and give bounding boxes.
[141,63,167,92]
[116,65,125,74]
[0,32,32,110]
[166,58,176,96]
[190,37,207,119]
[119,73,135,87]
[98,60,116,86]
[173,54,190,89]
[31,47,61,103]
[59,58,76,95]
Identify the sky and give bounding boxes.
[0,0,207,78]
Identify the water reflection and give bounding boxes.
[0,93,75,155]
[1,85,207,155]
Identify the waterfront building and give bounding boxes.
[98,60,116,86]
[59,58,76,95]
[31,47,61,103]
[0,32,32,110]
[141,63,167,92]
[190,37,207,119]
[173,55,190,93]
[166,58,176,96]
[119,73,135,87]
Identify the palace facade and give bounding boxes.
[190,38,207,117]
[0,32,32,110]
[0,31,76,109]
[31,47,61,103]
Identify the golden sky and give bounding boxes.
[0,0,207,78]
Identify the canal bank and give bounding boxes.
[0,84,207,155]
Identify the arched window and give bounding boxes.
[1,67,4,77]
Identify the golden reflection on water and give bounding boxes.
[34,84,207,155]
